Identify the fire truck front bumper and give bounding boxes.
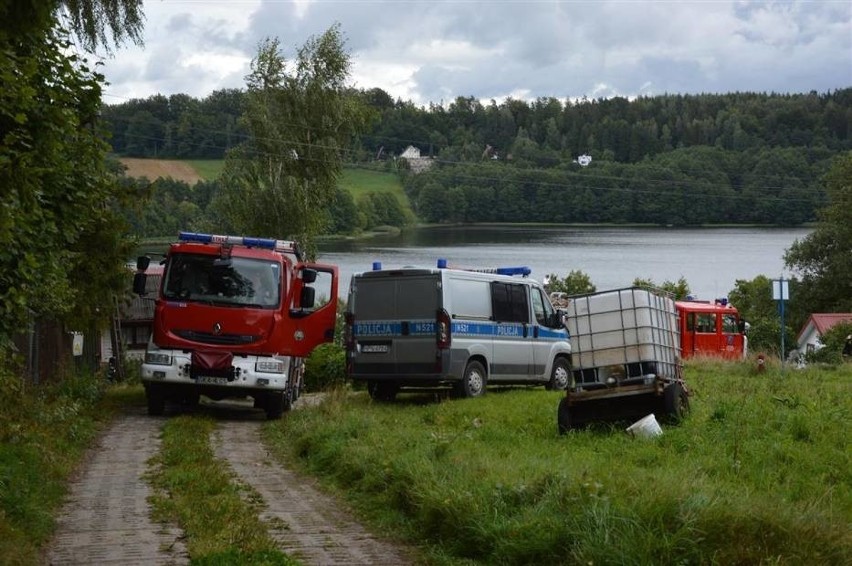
[141,346,292,391]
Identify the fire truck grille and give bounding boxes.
[174,330,260,345]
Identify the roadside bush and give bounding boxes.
[808,322,852,364]
[305,343,346,392]
[0,361,109,564]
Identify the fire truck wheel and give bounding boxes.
[456,360,487,398]
[546,358,572,391]
[265,392,285,420]
[146,386,165,416]
[663,382,689,423]
[182,391,200,407]
[557,397,572,435]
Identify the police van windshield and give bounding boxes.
[163,254,280,308]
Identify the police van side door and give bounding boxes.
[530,285,559,378]
[490,281,533,380]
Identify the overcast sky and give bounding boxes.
[98,0,852,107]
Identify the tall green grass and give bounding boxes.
[0,368,129,564]
[264,361,851,564]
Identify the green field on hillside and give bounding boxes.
[183,160,409,208]
[337,166,410,205]
[184,159,225,181]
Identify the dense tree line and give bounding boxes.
[104,88,849,226]
[121,178,410,238]
[105,88,851,163]
[405,145,830,225]
[1,0,143,345]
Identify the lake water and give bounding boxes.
[317,226,813,301]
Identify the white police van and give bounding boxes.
[344,260,572,400]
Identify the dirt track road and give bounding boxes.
[44,398,414,565]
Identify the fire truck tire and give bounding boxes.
[182,390,200,407]
[367,381,398,402]
[546,357,572,391]
[146,386,165,416]
[663,382,689,423]
[557,397,572,435]
[455,360,487,398]
[265,392,285,420]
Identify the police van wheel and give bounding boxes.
[367,381,398,402]
[457,360,487,398]
[547,358,571,391]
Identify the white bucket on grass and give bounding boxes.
[626,413,662,438]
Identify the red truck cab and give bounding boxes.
[133,231,338,418]
[676,298,747,360]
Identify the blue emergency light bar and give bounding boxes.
[178,231,298,254]
[436,258,530,276]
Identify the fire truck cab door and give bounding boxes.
[286,263,339,357]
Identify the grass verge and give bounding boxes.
[0,368,138,565]
[147,415,298,565]
[264,361,851,564]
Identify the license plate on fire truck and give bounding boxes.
[197,376,228,385]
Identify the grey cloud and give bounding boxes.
[103,0,851,104]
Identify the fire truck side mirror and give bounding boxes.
[738,320,747,333]
[300,286,316,309]
[301,267,317,284]
[136,255,151,271]
[132,272,148,295]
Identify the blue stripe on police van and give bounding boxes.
[354,320,435,337]
[355,319,568,341]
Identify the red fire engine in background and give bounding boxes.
[675,298,747,360]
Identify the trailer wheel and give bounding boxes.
[265,392,285,420]
[663,381,689,423]
[456,360,487,398]
[367,381,398,402]
[546,358,572,391]
[557,397,572,435]
[146,386,165,416]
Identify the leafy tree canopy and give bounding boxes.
[0,1,142,345]
[784,152,852,315]
[545,271,597,296]
[212,25,371,257]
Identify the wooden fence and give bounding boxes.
[10,318,101,384]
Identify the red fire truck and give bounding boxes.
[133,231,338,419]
[675,298,747,360]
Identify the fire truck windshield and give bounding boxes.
[163,254,280,308]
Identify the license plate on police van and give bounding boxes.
[361,344,389,353]
[197,376,228,385]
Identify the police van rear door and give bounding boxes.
[352,271,440,376]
